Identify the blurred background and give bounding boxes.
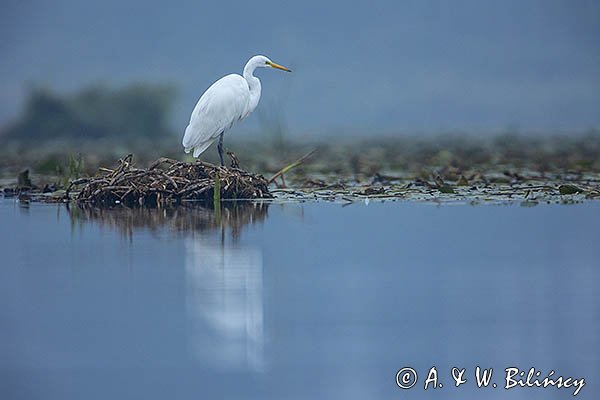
[1,0,599,176]
[2,4,600,398]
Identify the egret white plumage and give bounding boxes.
[182,55,291,165]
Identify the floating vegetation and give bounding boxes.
[269,171,600,205]
[4,163,600,206]
[67,155,271,207]
[3,133,600,207]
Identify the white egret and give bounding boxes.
[182,55,291,165]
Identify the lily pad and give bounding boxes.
[438,185,456,194]
[559,184,583,195]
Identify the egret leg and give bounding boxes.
[217,133,225,166]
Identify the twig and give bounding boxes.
[268,149,316,184]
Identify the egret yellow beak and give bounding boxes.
[267,61,292,72]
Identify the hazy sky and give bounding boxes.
[1,0,599,135]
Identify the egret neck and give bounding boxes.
[243,58,262,114]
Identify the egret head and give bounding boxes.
[248,55,292,72]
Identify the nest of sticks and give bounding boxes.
[67,154,272,206]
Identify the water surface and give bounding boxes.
[1,199,598,399]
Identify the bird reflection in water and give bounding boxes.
[67,201,268,371]
[185,237,264,371]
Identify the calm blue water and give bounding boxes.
[1,199,598,399]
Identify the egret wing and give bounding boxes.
[182,74,250,155]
